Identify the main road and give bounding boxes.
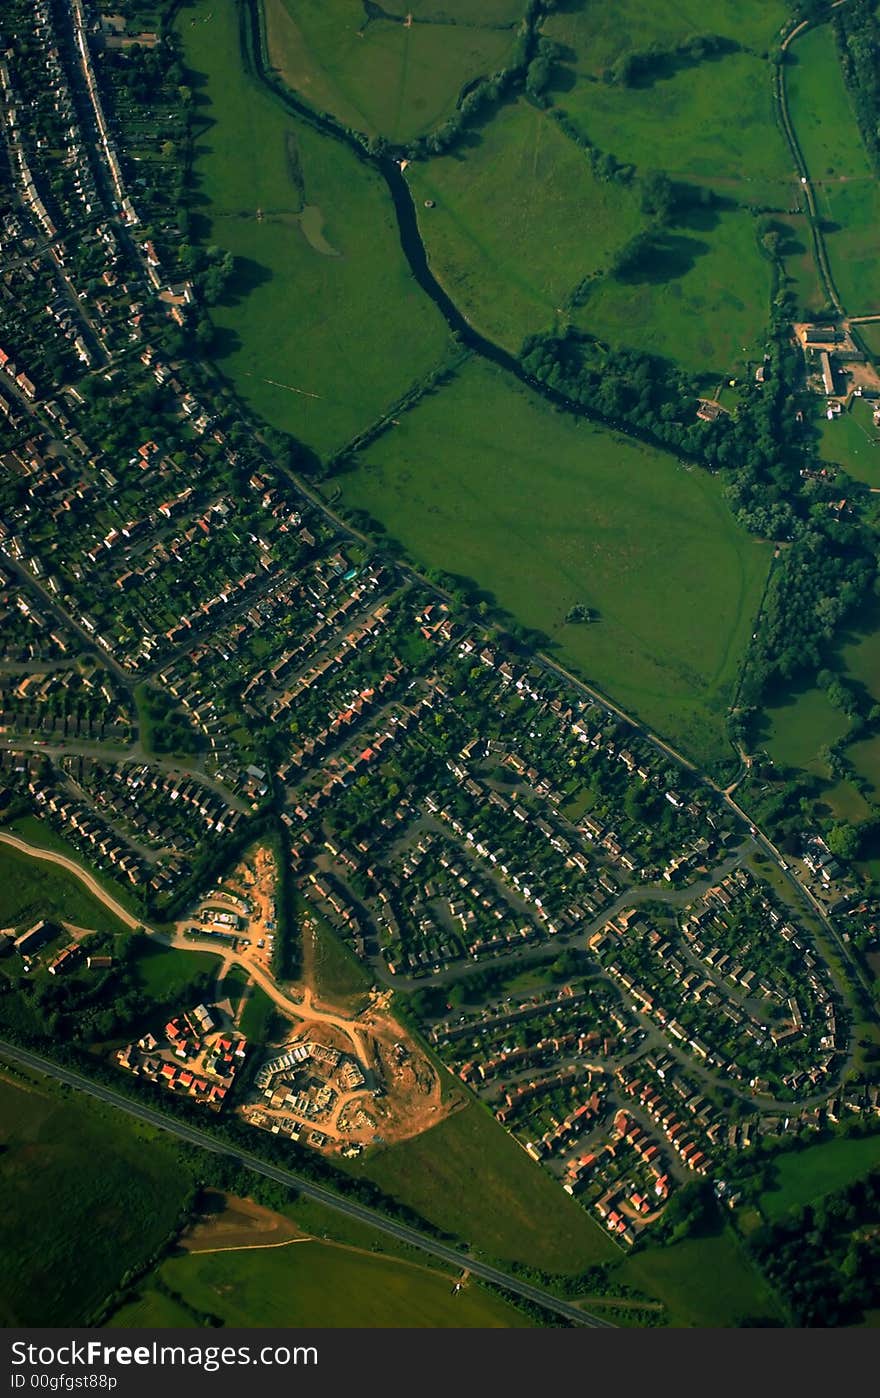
[0,1038,615,1330]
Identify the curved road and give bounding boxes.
[0,1037,613,1329]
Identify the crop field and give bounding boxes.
[0,1074,192,1326]
[786,24,880,316]
[759,1134,880,1220]
[340,359,770,767]
[574,207,772,381]
[178,0,452,457]
[408,101,643,352]
[344,1098,619,1273]
[0,843,128,935]
[135,1241,529,1328]
[264,0,518,144]
[617,1226,785,1327]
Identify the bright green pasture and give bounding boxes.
[178,0,452,456]
[617,1227,786,1327]
[339,359,770,766]
[542,0,789,70]
[816,397,880,487]
[147,1239,531,1327]
[764,686,850,774]
[543,27,791,195]
[857,323,880,360]
[265,0,518,143]
[573,208,773,381]
[0,843,128,936]
[759,1134,880,1220]
[134,942,220,1000]
[786,23,880,314]
[408,100,643,351]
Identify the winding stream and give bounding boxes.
[239,0,684,456]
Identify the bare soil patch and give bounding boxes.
[179,1190,306,1253]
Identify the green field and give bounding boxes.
[759,1133,880,1221]
[816,396,880,486]
[543,0,788,67]
[178,0,452,457]
[574,207,773,381]
[841,615,880,705]
[115,1239,530,1328]
[0,1074,192,1326]
[857,322,880,360]
[763,685,851,774]
[534,0,791,377]
[408,100,643,351]
[617,1226,786,1327]
[134,942,220,1000]
[344,1099,618,1273]
[0,842,128,936]
[310,913,372,1012]
[543,5,791,191]
[238,983,278,1042]
[786,23,880,315]
[265,0,518,144]
[340,359,770,766]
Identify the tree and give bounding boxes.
[640,169,676,225]
[827,821,862,860]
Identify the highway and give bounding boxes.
[0,1038,616,1330]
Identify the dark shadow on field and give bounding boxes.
[615,231,710,285]
[209,325,244,360]
[216,256,274,308]
[672,188,730,232]
[445,127,484,159]
[545,58,577,97]
[621,37,740,91]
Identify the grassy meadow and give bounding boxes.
[134,942,220,1000]
[786,23,880,315]
[117,1241,530,1328]
[310,915,372,1012]
[339,359,770,767]
[543,0,788,65]
[763,685,851,775]
[344,1098,623,1273]
[264,0,518,144]
[759,1133,880,1221]
[574,207,773,381]
[178,0,452,457]
[617,1226,786,1327]
[536,0,792,377]
[0,1073,192,1326]
[408,100,643,351]
[542,5,792,191]
[816,396,880,487]
[0,842,129,935]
